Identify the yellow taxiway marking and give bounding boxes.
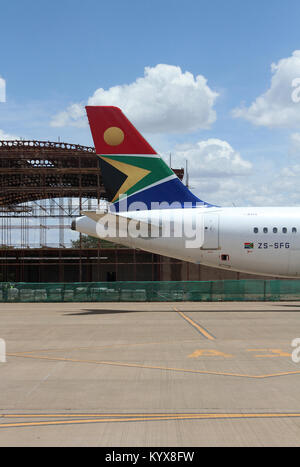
[1,413,300,428]
[247,349,292,358]
[11,339,199,356]
[7,352,300,379]
[174,308,216,340]
[188,349,233,359]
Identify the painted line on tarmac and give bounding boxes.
[1,413,300,429]
[10,338,199,356]
[173,307,216,340]
[7,352,300,379]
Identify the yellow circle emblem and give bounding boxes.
[103,127,125,146]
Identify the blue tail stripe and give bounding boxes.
[113,178,214,211]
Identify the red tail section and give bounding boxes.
[86,106,156,155]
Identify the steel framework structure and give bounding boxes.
[0,140,187,282]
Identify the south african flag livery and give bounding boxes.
[244,242,254,249]
[86,106,211,211]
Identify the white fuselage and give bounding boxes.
[75,206,300,278]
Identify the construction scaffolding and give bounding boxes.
[0,140,104,251]
[0,198,106,249]
[0,140,187,282]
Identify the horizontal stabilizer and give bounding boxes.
[81,210,110,223]
[80,211,162,238]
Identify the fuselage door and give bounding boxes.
[201,213,219,250]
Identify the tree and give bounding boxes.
[71,235,100,248]
[70,235,124,249]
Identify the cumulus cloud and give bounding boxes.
[164,138,300,207]
[0,76,5,103]
[187,169,298,207]
[162,138,253,206]
[0,129,19,140]
[233,50,300,128]
[185,155,300,207]
[51,64,218,133]
[50,103,86,128]
[171,138,252,178]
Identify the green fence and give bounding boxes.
[1,280,300,302]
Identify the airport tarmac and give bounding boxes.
[0,301,299,447]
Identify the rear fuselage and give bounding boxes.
[75,206,300,278]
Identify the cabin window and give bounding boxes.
[254,228,259,233]
[292,227,297,233]
[273,227,278,234]
[263,227,268,234]
[282,227,287,234]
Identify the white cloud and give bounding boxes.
[187,158,300,207]
[161,138,254,206]
[0,76,5,103]
[0,129,19,140]
[162,137,300,207]
[51,64,218,134]
[171,138,252,178]
[189,172,290,207]
[50,103,87,128]
[281,165,300,177]
[233,50,300,128]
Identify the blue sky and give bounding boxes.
[1,0,300,206]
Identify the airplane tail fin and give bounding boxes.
[86,106,210,210]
